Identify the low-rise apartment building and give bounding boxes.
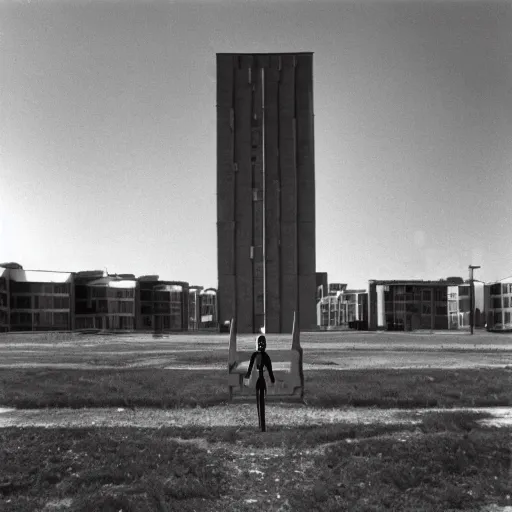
[74,271,136,331]
[485,277,512,331]
[188,285,204,331]
[447,281,485,330]
[136,276,190,332]
[369,279,451,331]
[0,262,74,331]
[199,288,218,329]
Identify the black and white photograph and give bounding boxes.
[1,0,511,510]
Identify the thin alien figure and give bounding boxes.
[245,335,275,432]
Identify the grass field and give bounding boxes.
[1,368,512,410]
[1,412,510,511]
[1,331,512,511]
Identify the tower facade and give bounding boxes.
[217,53,316,333]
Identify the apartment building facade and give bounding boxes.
[188,286,203,331]
[74,271,137,331]
[369,280,451,331]
[485,277,512,331]
[0,263,216,333]
[447,281,485,330]
[199,288,218,329]
[136,276,190,332]
[316,284,368,330]
[0,263,74,331]
[0,267,9,332]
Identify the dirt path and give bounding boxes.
[1,404,511,429]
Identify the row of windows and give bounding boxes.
[92,288,135,299]
[493,311,512,325]
[75,316,135,330]
[108,301,134,314]
[385,292,448,303]
[387,305,449,315]
[75,299,135,314]
[10,283,69,294]
[491,297,512,309]
[75,286,136,300]
[490,283,512,296]
[9,296,71,310]
[385,287,448,300]
[10,312,69,326]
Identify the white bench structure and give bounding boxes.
[227,312,305,402]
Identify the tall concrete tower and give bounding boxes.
[217,53,316,333]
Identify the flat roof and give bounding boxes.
[88,277,137,289]
[369,280,452,286]
[217,52,313,56]
[7,269,73,283]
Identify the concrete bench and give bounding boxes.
[227,313,304,402]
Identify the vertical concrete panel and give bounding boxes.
[217,108,235,222]
[217,222,235,276]
[299,274,317,330]
[281,274,298,334]
[216,55,234,107]
[255,54,270,69]
[218,275,236,325]
[279,61,297,225]
[235,59,253,333]
[295,54,316,330]
[252,65,265,326]
[264,57,281,333]
[297,222,315,275]
[280,222,297,275]
[277,56,298,333]
[217,56,236,332]
[295,54,315,182]
[216,57,235,223]
[276,56,297,333]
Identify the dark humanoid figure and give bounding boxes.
[245,335,275,432]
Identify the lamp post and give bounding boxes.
[469,265,481,335]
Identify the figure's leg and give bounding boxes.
[259,382,266,432]
[256,380,262,429]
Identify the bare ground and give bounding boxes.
[1,404,512,429]
[1,331,512,370]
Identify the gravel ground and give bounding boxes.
[1,404,511,429]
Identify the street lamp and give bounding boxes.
[468,265,481,335]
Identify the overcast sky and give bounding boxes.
[1,0,510,290]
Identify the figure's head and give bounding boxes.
[256,335,266,352]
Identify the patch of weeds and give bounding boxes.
[0,427,229,512]
[419,410,492,433]
[1,368,512,410]
[287,428,512,511]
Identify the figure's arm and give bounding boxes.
[264,353,275,384]
[245,352,257,379]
